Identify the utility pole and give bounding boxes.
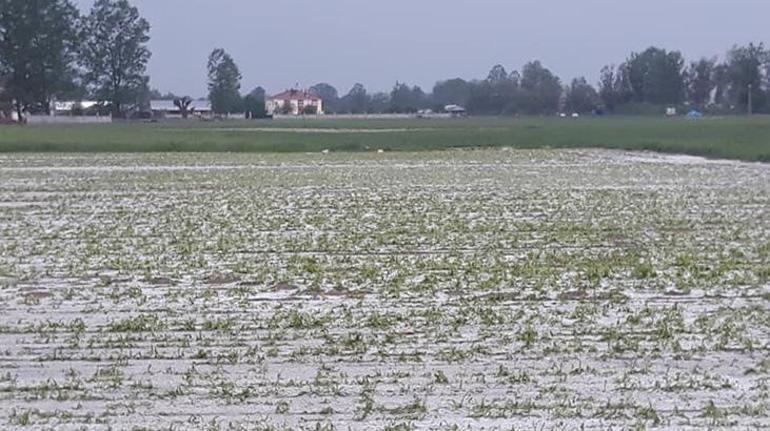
[748,84,753,116]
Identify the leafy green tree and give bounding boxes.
[207,48,242,114]
[519,61,562,115]
[247,86,266,100]
[367,92,390,114]
[598,65,618,111]
[565,77,599,114]
[477,65,521,114]
[342,83,369,114]
[433,78,471,108]
[309,83,338,113]
[242,89,267,119]
[613,63,635,106]
[389,82,427,113]
[466,81,496,114]
[0,0,80,117]
[466,79,519,115]
[487,64,509,83]
[626,47,685,105]
[80,0,151,117]
[725,43,767,113]
[173,96,193,119]
[686,58,717,109]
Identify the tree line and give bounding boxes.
[207,43,770,117]
[0,0,150,118]
[1,0,768,118]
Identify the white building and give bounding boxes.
[266,89,323,116]
[53,101,101,115]
[150,100,213,119]
[444,105,467,117]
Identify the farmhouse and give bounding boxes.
[266,89,323,116]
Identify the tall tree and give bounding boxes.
[712,63,730,107]
[389,82,426,113]
[598,65,618,111]
[486,65,521,114]
[565,77,599,114]
[519,61,562,115]
[433,78,471,108]
[173,96,193,119]
[725,43,767,113]
[368,92,390,114]
[247,86,266,100]
[309,83,338,113]
[342,83,369,114]
[242,95,266,119]
[242,86,266,119]
[487,64,509,83]
[466,78,519,115]
[207,48,242,114]
[625,47,685,105]
[80,0,151,117]
[686,58,717,109]
[0,0,80,118]
[613,63,635,106]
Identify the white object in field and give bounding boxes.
[444,105,467,117]
[572,113,580,118]
[321,149,330,154]
[559,113,567,118]
[666,107,677,116]
[444,104,466,113]
[377,149,385,153]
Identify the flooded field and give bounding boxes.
[0,149,768,430]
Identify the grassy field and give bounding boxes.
[0,116,769,161]
[1,150,768,429]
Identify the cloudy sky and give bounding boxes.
[73,0,768,97]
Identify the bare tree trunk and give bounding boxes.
[15,101,23,123]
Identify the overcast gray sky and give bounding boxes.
[73,0,768,98]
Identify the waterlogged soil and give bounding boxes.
[0,149,768,431]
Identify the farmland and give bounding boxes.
[0,149,769,430]
[0,116,770,161]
